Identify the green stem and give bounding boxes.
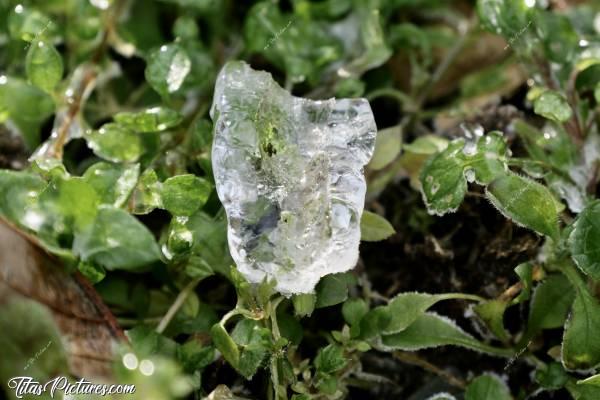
[156,277,202,334]
[437,293,487,302]
[414,18,474,109]
[268,297,286,400]
[561,259,588,296]
[365,88,413,109]
[270,297,284,340]
[117,317,162,327]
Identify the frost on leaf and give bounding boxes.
[210,61,376,295]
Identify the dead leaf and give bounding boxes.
[0,217,126,380]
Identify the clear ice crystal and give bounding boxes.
[210,61,376,295]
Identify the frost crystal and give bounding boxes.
[210,61,376,295]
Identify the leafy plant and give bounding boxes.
[1,0,600,400]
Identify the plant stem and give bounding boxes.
[437,293,486,302]
[414,18,473,110]
[117,317,162,327]
[268,297,285,400]
[365,88,414,109]
[560,259,588,296]
[393,351,466,389]
[156,277,202,334]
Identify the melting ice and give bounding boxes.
[210,61,376,295]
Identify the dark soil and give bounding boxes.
[0,125,28,171]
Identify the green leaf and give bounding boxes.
[211,323,240,369]
[277,311,303,346]
[114,106,183,133]
[0,170,46,224]
[360,210,395,241]
[160,174,212,216]
[73,206,161,270]
[131,169,163,214]
[23,177,99,252]
[182,211,232,275]
[293,293,316,317]
[314,344,347,374]
[420,140,467,215]
[82,162,140,208]
[523,274,574,342]
[315,273,355,309]
[477,0,531,38]
[467,131,508,184]
[578,374,600,387]
[0,298,69,386]
[381,313,511,356]
[0,77,55,149]
[342,298,369,327]
[575,64,600,94]
[569,200,600,280]
[316,373,338,395]
[177,340,215,374]
[231,319,271,379]
[185,255,214,280]
[567,380,600,400]
[383,292,448,335]
[533,10,578,64]
[86,123,145,163]
[145,43,191,97]
[465,374,512,400]
[127,326,178,358]
[77,261,106,283]
[403,135,448,155]
[535,362,569,390]
[340,5,392,76]
[25,39,63,93]
[533,90,573,123]
[368,125,402,170]
[486,173,559,239]
[359,306,392,340]
[562,283,600,370]
[244,2,343,85]
[512,262,533,305]
[7,5,57,42]
[474,300,509,342]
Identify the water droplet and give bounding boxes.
[465,169,476,183]
[460,122,484,139]
[122,353,138,370]
[14,4,24,14]
[463,141,477,156]
[166,51,191,93]
[139,359,155,376]
[23,210,44,231]
[0,76,7,85]
[430,182,440,195]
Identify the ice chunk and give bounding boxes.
[210,61,376,295]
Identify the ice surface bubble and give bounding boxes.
[210,61,377,295]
